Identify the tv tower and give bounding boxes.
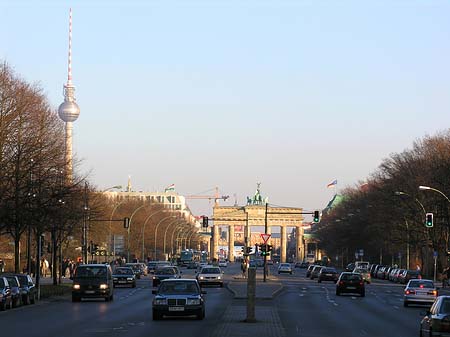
[58,8,80,181]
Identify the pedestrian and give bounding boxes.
[241,260,247,278]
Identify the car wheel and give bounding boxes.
[336,290,340,296]
[72,295,81,302]
[105,296,110,302]
[403,301,408,307]
[0,301,5,311]
[152,311,162,320]
[12,298,18,308]
[30,294,36,304]
[110,294,114,301]
[196,309,204,320]
[132,283,136,288]
[220,283,224,288]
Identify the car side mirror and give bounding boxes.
[152,290,157,294]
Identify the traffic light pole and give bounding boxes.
[264,203,268,282]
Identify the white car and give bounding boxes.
[218,260,228,267]
[404,279,438,307]
[278,263,293,274]
[196,266,224,287]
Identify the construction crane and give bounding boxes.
[185,187,230,206]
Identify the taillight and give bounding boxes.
[360,281,364,286]
[339,281,344,286]
[428,290,438,296]
[405,290,416,295]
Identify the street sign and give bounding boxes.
[434,251,438,257]
[260,233,271,244]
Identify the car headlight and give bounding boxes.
[73,284,80,290]
[99,284,108,290]
[154,298,167,305]
[199,276,204,280]
[186,299,201,305]
[217,276,221,280]
[153,276,156,280]
[127,278,134,281]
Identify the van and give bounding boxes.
[71,264,114,302]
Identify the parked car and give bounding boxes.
[310,265,324,280]
[152,279,206,320]
[0,276,12,311]
[218,260,228,268]
[353,268,371,283]
[13,274,36,305]
[306,265,315,278]
[420,295,450,336]
[125,263,145,279]
[196,266,223,287]
[336,272,365,297]
[345,263,355,272]
[404,279,437,307]
[400,269,422,284]
[278,263,293,275]
[318,267,339,283]
[153,266,181,287]
[72,264,114,302]
[112,267,136,288]
[4,275,22,307]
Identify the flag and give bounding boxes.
[327,179,337,188]
[164,184,175,192]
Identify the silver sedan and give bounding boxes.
[404,279,438,307]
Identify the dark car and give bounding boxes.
[345,263,356,272]
[13,274,37,305]
[125,263,144,279]
[112,267,136,288]
[310,266,323,280]
[420,295,450,336]
[0,276,12,311]
[4,275,22,307]
[318,267,339,283]
[72,264,114,302]
[400,269,422,284]
[153,266,181,287]
[152,279,206,320]
[336,272,365,297]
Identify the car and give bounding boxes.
[353,268,371,283]
[125,263,145,279]
[196,266,224,287]
[187,261,199,269]
[13,274,37,305]
[310,265,323,279]
[318,267,339,283]
[336,272,365,297]
[153,266,181,287]
[112,267,136,288]
[345,263,355,272]
[278,263,293,274]
[3,275,22,307]
[0,276,12,311]
[218,260,228,267]
[420,295,450,336]
[147,261,170,274]
[404,279,437,307]
[72,264,114,302]
[400,269,422,284]
[306,264,315,278]
[196,262,209,273]
[152,279,206,320]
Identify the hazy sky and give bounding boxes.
[1,0,449,218]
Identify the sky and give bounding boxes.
[0,0,449,219]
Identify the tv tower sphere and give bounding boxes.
[58,96,80,122]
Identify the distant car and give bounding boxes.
[152,279,206,320]
[400,270,422,284]
[404,279,437,307]
[310,266,323,280]
[336,272,365,297]
[278,263,293,275]
[353,268,371,284]
[218,260,228,268]
[196,266,224,287]
[0,276,12,311]
[420,295,450,336]
[345,263,355,272]
[196,262,209,273]
[318,267,339,283]
[72,264,114,302]
[153,266,181,287]
[112,267,136,288]
[306,265,315,278]
[13,274,37,305]
[187,261,199,269]
[125,263,144,279]
[4,275,22,307]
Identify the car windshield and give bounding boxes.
[201,268,220,274]
[341,274,362,281]
[156,268,175,275]
[6,277,18,287]
[16,275,28,285]
[323,268,336,273]
[409,281,434,288]
[75,266,107,278]
[114,268,133,275]
[158,281,199,295]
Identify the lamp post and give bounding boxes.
[163,219,185,257]
[127,204,147,262]
[141,209,167,261]
[153,215,178,260]
[419,186,450,203]
[171,223,189,255]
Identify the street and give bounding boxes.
[0,263,432,337]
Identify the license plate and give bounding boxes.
[168,307,184,312]
[347,287,356,290]
[326,274,332,276]
[119,281,126,283]
[85,290,95,294]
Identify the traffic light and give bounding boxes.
[202,216,209,228]
[425,213,433,228]
[260,244,267,256]
[313,210,320,223]
[123,217,130,229]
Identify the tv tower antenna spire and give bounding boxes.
[58,7,80,181]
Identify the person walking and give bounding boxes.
[241,260,247,278]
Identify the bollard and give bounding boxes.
[246,267,256,323]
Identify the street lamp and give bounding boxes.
[127,204,148,262]
[141,209,167,261]
[154,215,179,260]
[419,186,450,203]
[395,191,427,215]
[163,219,186,257]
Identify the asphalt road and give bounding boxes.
[275,267,426,337]
[0,267,234,337]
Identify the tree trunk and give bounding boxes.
[14,234,21,273]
